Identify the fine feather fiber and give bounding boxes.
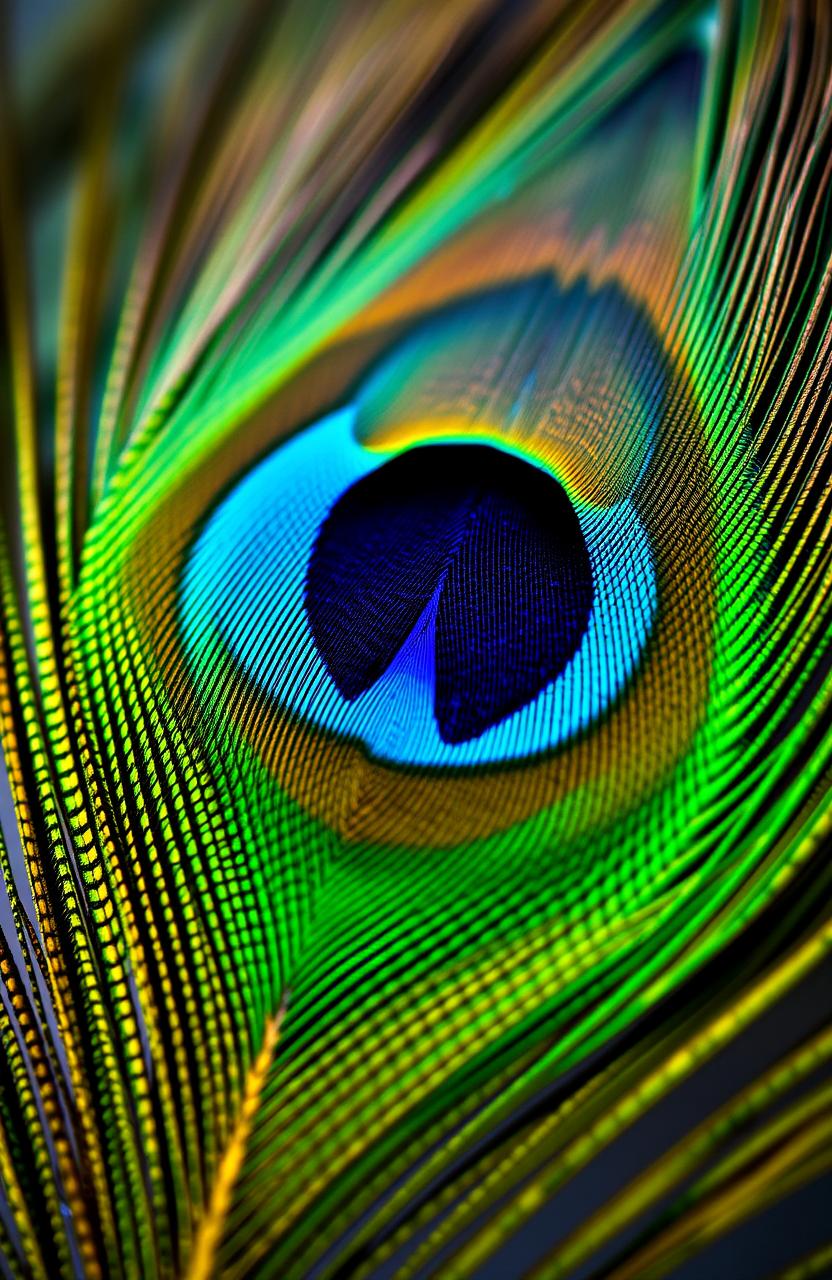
[0,0,831,1277]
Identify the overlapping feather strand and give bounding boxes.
[0,1,831,1277]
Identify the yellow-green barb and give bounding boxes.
[0,0,831,1276]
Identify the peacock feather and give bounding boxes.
[0,0,831,1276]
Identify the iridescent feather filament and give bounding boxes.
[0,1,831,1277]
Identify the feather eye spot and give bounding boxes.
[181,404,657,768]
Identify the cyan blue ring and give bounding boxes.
[180,406,658,768]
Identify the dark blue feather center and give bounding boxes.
[305,444,593,744]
